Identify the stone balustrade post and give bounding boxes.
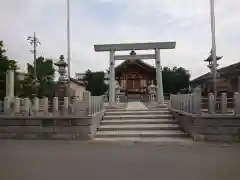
[93,96,96,114]
[234,92,240,114]
[102,96,104,110]
[13,97,20,116]
[97,96,99,112]
[181,98,184,111]
[96,96,99,112]
[72,97,78,114]
[23,98,30,116]
[184,95,188,112]
[53,97,59,116]
[169,94,172,108]
[95,97,98,113]
[33,97,39,116]
[4,97,11,116]
[63,97,69,115]
[182,96,185,112]
[208,93,215,114]
[186,95,189,113]
[43,97,49,116]
[83,91,91,116]
[188,94,191,112]
[193,87,202,115]
[99,96,101,111]
[220,93,228,114]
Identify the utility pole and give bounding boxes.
[210,0,217,111]
[67,0,71,100]
[27,32,41,97]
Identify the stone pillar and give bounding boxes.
[220,93,228,114]
[53,97,59,115]
[83,91,91,115]
[109,50,115,106]
[13,97,20,116]
[5,70,14,100]
[43,97,49,115]
[208,93,215,114]
[63,97,69,115]
[193,87,202,115]
[234,92,240,114]
[33,97,39,116]
[23,98,30,116]
[155,49,164,104]
[5,71,9,97]
[4,97,11,116]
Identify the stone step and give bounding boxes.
[101,119,178,125]
[95,130,188,138]
[98,124,181,131]
[105,110,171,115]
[103,114,173,120]
[105,108,169,112]
[94,137,192,144]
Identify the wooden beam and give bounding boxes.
[114,54,155,60]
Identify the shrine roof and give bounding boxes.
[115,59,155,73]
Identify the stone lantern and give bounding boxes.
[204,50,222,77]
[54,55,68,82]
[148,81,156,102]
[54,55,68,100]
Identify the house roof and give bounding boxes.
[70,78,86,87]
[115,59,155,74]
[191,61,240,84]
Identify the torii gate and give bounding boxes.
[94,42,176,106]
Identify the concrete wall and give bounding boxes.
[171,110,240,142]
[70,81,86,100]
[0,110,104,140]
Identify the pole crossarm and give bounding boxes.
[114,54,155,60]
[94,42,176,52]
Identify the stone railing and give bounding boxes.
[0,91,105,140]
[169,88,240,142]
[170,90,240,115]
[170,91,201,115]
[0,91,104,117]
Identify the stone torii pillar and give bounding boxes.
[94,42,176,106]
[155,49,164,104]
[109,50,115,106]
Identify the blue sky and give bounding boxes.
[1,0,240,79]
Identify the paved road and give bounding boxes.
[0,140,240,180]
[126,102,148,110]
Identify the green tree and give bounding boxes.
[0,40,18,100]
[83,70,108,96]
[19,56,55,99]
[162,66,190,94]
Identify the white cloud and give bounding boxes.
[0,0,240,79]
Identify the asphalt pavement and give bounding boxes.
[0,140,240,180]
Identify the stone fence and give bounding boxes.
[0,91,105,140]
[169,88,240,142]
[0,91,104,117]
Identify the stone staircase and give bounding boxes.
[95,107,189,142]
